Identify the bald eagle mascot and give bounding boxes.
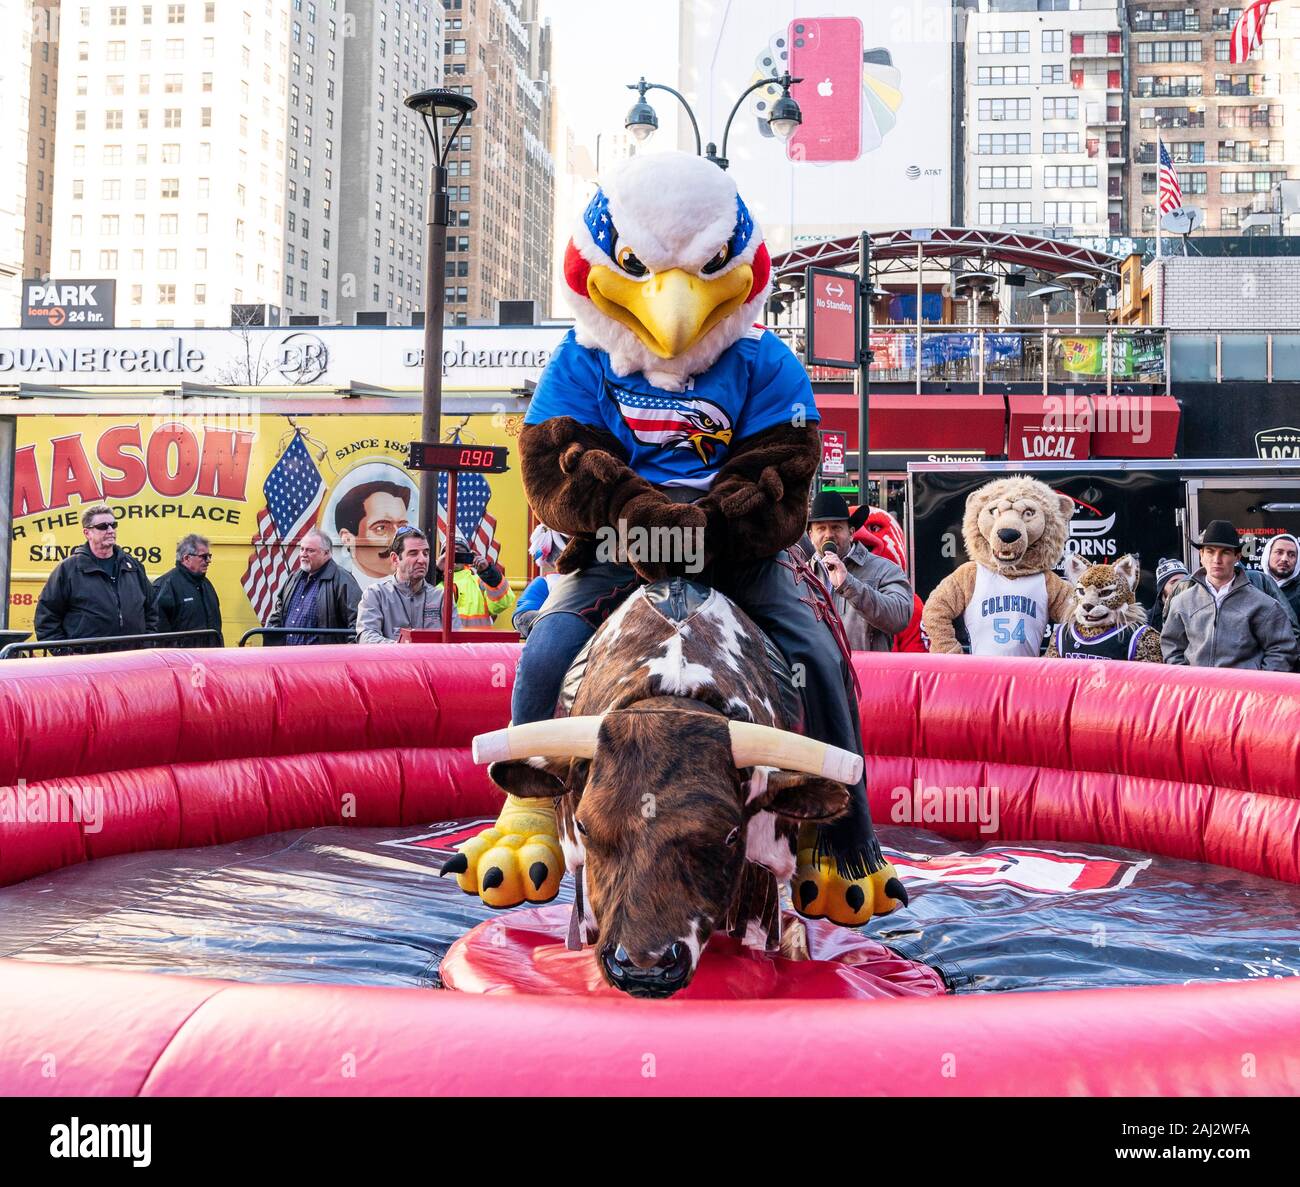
[443,152,904,930]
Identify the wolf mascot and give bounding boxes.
[442,152,904,929]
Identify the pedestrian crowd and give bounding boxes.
[27,499,1300,674]
[29,504,517,651]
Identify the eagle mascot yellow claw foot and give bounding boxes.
[793,824,908,927]
[440,795,563,908]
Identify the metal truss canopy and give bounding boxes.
[772,228,1124,283]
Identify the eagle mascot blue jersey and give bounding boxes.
[442,151,905,934]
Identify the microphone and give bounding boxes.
[821,541,839,556]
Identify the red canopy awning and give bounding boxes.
[815,393,1007,457]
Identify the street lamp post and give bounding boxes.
[624,73,802,170]
[406,88,477,636]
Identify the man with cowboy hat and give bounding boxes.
[805,490,913,652]
[1161,520,1297,671]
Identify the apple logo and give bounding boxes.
[817,77,833,97]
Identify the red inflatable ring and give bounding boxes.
[0,646,1297,1095]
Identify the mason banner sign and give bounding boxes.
[21,279,117,329]
[0,325,566,389]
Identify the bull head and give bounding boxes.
[473,707,858,998]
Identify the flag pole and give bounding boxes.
[1155,131,1163,260]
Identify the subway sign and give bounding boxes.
[21,279,117,329]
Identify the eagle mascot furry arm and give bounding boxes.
[520,151,818,582]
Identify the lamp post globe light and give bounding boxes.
[405,87,478,542]
[622,73,802,171]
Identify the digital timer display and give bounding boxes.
[407,441,510,473]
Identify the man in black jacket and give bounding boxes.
[35,503,158,645]
[152,534,223,646]
[267,528,361,644]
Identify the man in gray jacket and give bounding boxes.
[805,492,914,652]
[1162,521,1297,671]
[356,527,459,642]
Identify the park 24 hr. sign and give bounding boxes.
[22,279,117,329]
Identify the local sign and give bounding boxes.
[806,266,859,369]
[22,279,117,329]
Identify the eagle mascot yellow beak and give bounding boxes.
[586,263,755,359]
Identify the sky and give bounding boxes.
[538,0,683,168]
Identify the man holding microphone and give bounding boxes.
[805,492,913,653]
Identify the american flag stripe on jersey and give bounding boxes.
[240,432,325,625]
[1230,0,1274,64]
[1157,139,1184,215]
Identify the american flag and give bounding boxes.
[436,470,500,562]
[1157,140,1184,215]
[241,432,325,624]
[1230,0,1274,64]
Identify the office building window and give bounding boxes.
[978,203,1032,224]
[977,66,1030,85]
[1042,132,1080,153]
[978,30,1029,54]
[1043,97,1078,120]
[978,98,1031,121]
[1043,202,1098,225]
[978,166,1032,189]
[1043,30,1064,53]
[1044,165,1098,188]
[1138,40,1203,64]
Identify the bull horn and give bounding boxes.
[728,722,863,785]
[471,716,604,765]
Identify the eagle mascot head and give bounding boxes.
[562,151,773,392]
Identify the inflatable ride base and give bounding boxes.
[441,904,947,1000]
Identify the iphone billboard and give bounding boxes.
[678,0,953,248]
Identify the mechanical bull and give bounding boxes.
[461,579,907,999]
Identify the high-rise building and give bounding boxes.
[50,2,296,328]
[280,0,347,324]
[1127,1,1300,236]
[335,0,443,326]
[440,0,554,324]
[45,1,444,330]
[960,0,1125,238]
[23,1,60,292]
[2,0,60,323]
[1,1,32,322]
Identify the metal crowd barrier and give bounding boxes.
[238,627,358,646]
[0,629,223,659]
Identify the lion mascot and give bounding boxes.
[441,151,904,929]
[1044,553,1163,662]
[922,476,1075,657]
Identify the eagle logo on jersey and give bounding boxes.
[605,382,734,464]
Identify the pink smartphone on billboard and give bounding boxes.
[787,16,863,163]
